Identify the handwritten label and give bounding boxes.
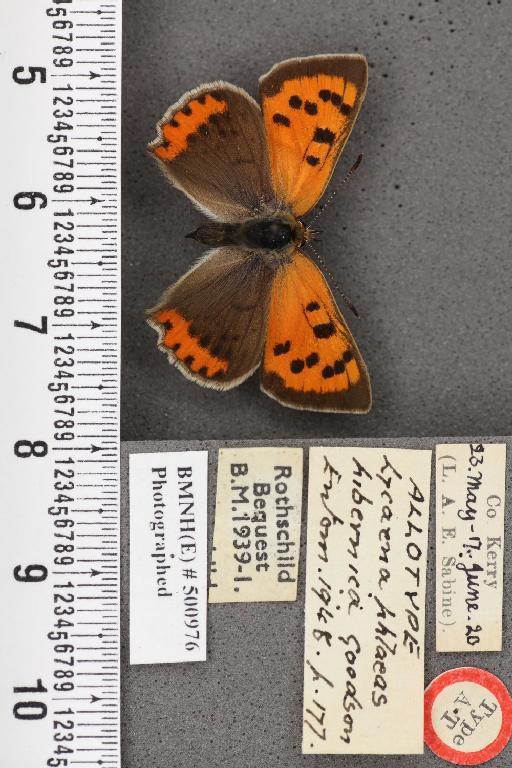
[129,451,208,664]
[209,447,303,603]
[303,447,432,754]
[436,443,506,652]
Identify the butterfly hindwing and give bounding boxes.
[260,251,371,412]
[148,247,274,389]
[259,54,368,217]
[148,83,276,221]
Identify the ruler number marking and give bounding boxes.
[14,316,49,334]
[13,191,48,210]
[13,679,49,721]
[14,564,49,583]
[12,66,47,85]
[14,439,49,458]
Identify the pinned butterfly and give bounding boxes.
[147,54,372,412]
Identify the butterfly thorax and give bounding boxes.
[186,213,305,252]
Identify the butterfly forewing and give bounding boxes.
[149,83,277,221]
[259,54,368,217]
[260,251,371,412]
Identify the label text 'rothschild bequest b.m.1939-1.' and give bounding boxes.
[436,443,506,652]
[209,447,303,602]
[303,447,432,755]
[129,451,208,664]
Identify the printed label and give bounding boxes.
[436,443,506,651]
[129,451,208,664]
[425,667,512,764]
[209,447,303,602]
[303,446,432,754]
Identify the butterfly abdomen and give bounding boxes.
[186,215,303,251]
[185,222,239,246]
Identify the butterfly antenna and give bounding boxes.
[305,241,359,318]
[307,153,364,227]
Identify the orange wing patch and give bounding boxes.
[151,93,228,162]
[151,308,228,383]
[259,55,367,217]
[261,251,371,412]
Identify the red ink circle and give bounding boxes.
[424,667,512,765]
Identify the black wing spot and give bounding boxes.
[274,340,291,356]
[343,350,354,362]
[322,365,335,379]
[306,301,320,311]
[313,127,335,145]
[163,320,173,331]
[290,359,305,374]
[210,92,225,102]
[319,89,331,101]
[306,352,319,368]
[340,103,352,116]
[306,155,320,167]
[169,118,179,127]
[172,343,181,352]
[181,104,192,116]
[314,322,336,339]
[304,100,318,115]
[331,92,342,106]
[198,366,208,376]
[273,113,291,127]
[184,355,195,366]
[197,94,206,105]
[334,359,345,374]
[289,95,302,109]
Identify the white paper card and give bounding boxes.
[209,447,303,602]
[436,443,506,652]
[129,451,208,664]
[303,447,432,754]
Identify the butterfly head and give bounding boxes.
[283,214,319,246]
[301,223,319,245]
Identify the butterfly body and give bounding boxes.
[147,54,372,412]
[186,213,305,253]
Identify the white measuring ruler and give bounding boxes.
[1,1,121,766]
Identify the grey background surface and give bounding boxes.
[122,438,511,768]
[122,0,512,442]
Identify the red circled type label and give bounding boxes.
[424,667,512,765]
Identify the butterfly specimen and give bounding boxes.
[147,54,371,412]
